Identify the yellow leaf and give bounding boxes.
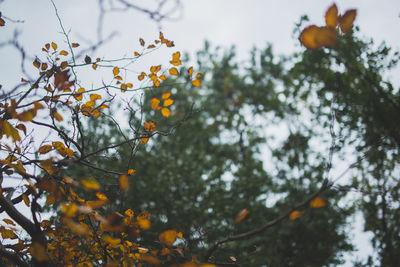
[39,145,53,154]
[188,67,194,77]
[170,51,181,66]
[161,108,170,118]
[81,179,100,191]
[289,210,304,220]
[17,110,35,122]
[310,196,326,208]
[30,242,49,262]
[59,50,69,56]
[234,208,249,222]
[119,174,129,192]
[339,9,357,33]
[150,98,161,110]
[96,192,108,200]
[92,63,98,70]
[74,87,85,101]
[169,67,179,76]
[2,120,21,142]
[140,137,149,144]
[159,229,179,246]
[192,79,201,87]
[86,199,108,209]
[113,67,120,76]
[163,98,174,107]
[325,3,338,28]
[103,235,121,248]
[90,94,101,101]
[61,203,78,217]
[51,42,58,50]
[0,228,17,239]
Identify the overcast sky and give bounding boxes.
[1,0,399,265]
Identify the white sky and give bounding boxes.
[1,0,399,265]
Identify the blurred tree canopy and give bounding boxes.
[64,19,400,266]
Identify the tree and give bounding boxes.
[1,2,399,267]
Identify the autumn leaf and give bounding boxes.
[150,98,161,110]
[72,43,80,47]
[289,210,304,220]
[192,79,201,87]
[339,9,357,33]
[325,3,338,28]
[39,145,53,154]
[81,179,101,191]
[161,108,170,117]
[113,67,120,76]
[144,121,157,132]
[170,51,182,66]
[300,25,337,49]
[159,229,182,246]
[234,208,249,222]
[310,196,327,208]
[169,67,179,76]
[119,174,129,192]
[59,50,69,56]
[163,98,174,107]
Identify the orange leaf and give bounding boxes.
[59,50,69,56]
[144,121,157,132]
[161,108,170,117]
[81,179,100,191]
[310,196,326,208]
[72,43,80,48]
[162,92,171,100]
[92,63,98,70]
[289,210,304,220]
[163,98,174,107]
[134,51,140,56]
[128,169,136,175]
[170,51,181,66]
[119,174,129,192]
[169,67,179,76]
[188,67,194,77]
[339,9,357,33]
[22,194,30,207]
[113,67,120,76]
[51,42,58,50]
[234,208,249,222]
[150,98,161,110]
[139,38,145,46]
[300,25,337,49]
[192,79,201,87]
[96,192,108,200]
[325,3,338,28]
[90,94,101,101]
[0,17,5,27]
[159,229,179,246]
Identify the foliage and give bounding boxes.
[0,2,399,267]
